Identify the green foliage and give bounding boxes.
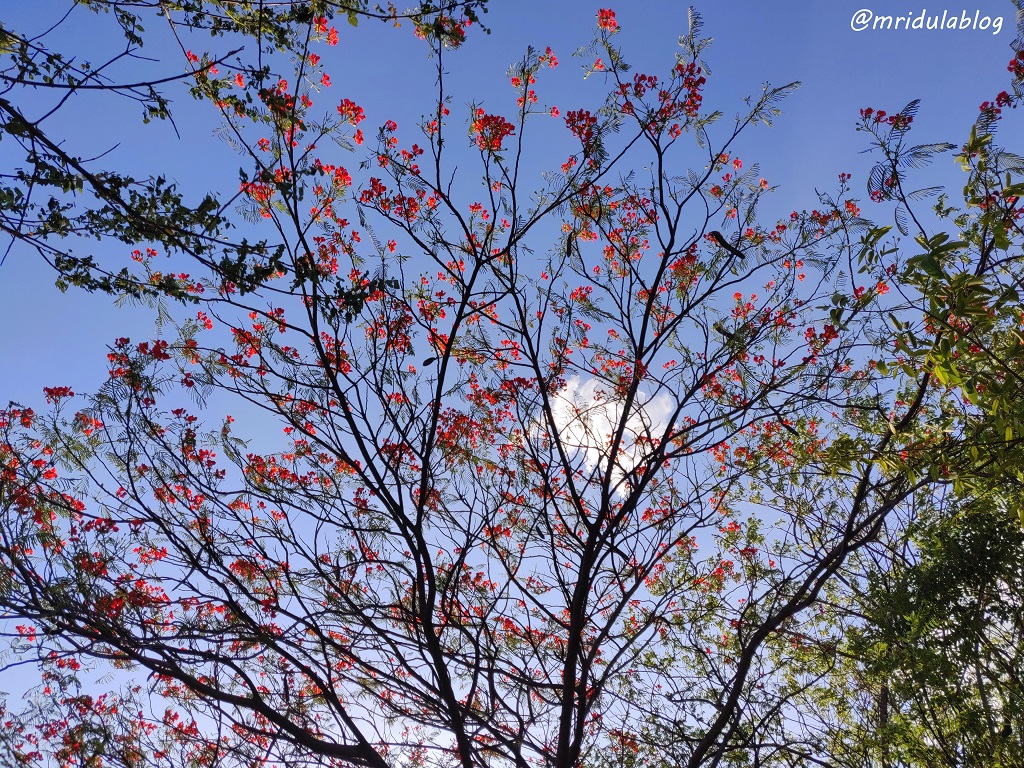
[830,494,1024,767]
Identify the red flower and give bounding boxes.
[43,386,74,403]
[597,9,618,30]
[1008,51,1024,76]
[565,109,598,148]
[471,110,516,152]
[337,99,365,125]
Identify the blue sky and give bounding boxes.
[1,0,1019,407]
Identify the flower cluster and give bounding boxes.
[1009,50,1024,78]
[597,8,618,30]
[675,61,706,118]
[979,91,1012,115]
[337,99,365,125]
[42,386,74,403]
[313,160,353,190]
[471,110,516,152]
[359,178,436,222]
[313,16,339,46]
[859,107,913,130]
[565,109,598,150]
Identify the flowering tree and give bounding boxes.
[2,7,1024,768]
[0,0,487,289]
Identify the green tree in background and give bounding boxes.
[842,492,1024,767]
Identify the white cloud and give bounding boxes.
[545,376,674,491]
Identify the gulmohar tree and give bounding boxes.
[2,5,1024,768]
[0,0,487,292]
